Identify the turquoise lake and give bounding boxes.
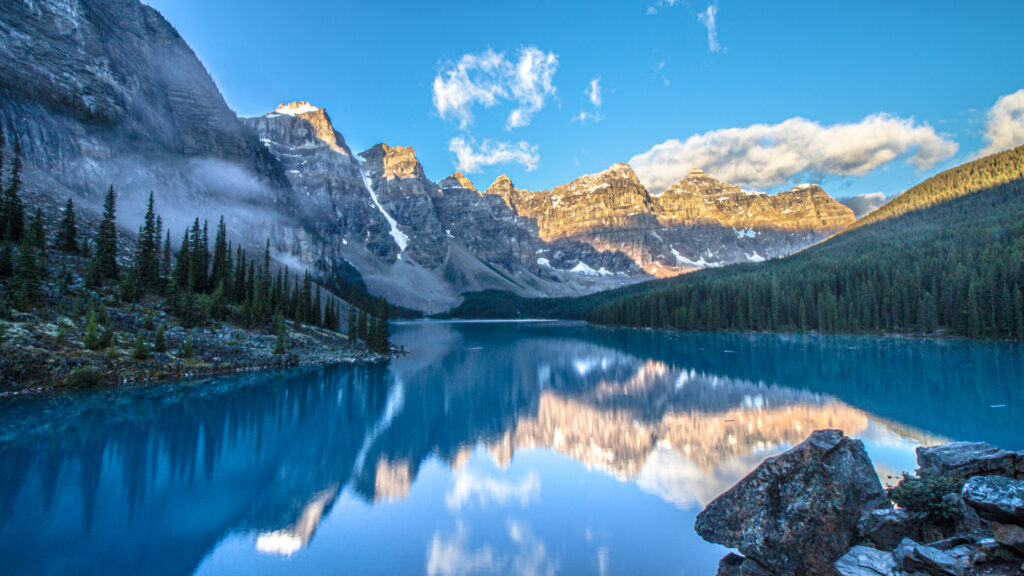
[1,321,1022,575]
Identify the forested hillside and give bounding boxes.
[585,145,1024,340]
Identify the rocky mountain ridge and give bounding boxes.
[1,0,856,313]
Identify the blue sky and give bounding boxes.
[144,0,1024,200]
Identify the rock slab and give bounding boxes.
[916,442,1018,480]
[893,538,964,576]
[694,429,888,575]
[962,475,1024,525]
[834,545,899,576]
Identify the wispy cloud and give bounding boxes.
[646,0,681,15]
[433,47,559,131]
[655,61,670,86]
[978,88,1024,157]
[698,5,723,53]
[574,77,604,123]
[445,469,541,510]
[448,137,540,173]
[630,114,958,192]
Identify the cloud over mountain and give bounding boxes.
[839,192,888,219]
[449,137,539,173]
[630,114,958,193]
[979,88,1024,157]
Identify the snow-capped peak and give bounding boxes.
[273,102,321,116]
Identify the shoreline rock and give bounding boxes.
[696,431,1024,576]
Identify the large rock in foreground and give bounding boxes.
[695,429,888,575]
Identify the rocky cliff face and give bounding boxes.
[485,165,855,277]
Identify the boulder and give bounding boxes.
[857,507,914,550]
[833,545,898,576]
[961,475,1024,525]
[990,521,1024,555]
[1017,453,1024,480]
[695,429,888,575]
[916,442,1017,480]
[892,538,964,576]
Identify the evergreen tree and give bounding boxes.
[347,305,357,342]
[90,186,119,282]
[132,332,149,360]
[273,314,286,354]
[161,229,172,282]
[84,304,101,350]
[179,335,194,358]
[210,216,228,291]
[173,229,191,290]
[377,296,390,352]
[136,192,160,292]
[56,198,79,254]
[1,141,25,242]
[153,324,167,353]
[313,286,322,327]
[358,308,368,342]
[12,233,41,307]
[0,245,12,277]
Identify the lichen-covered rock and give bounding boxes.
[962,476,1024,525]
[833,545,899,576]
[694,429,888,575]
[893,538,964,576]
[858,507,915,550]
[916,442,1018,480]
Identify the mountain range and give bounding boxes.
[0,0,856,313]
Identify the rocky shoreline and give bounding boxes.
[697,430,1024,576]
[0,305,394,395]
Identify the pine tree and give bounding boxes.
[2,141,25,242]
[161,229,172,282]
[153,324,167,353]
[179,335,194,358]
[0,245,12,277]
[313,286,322,327]
[358,308,368,342]
[210,216,228,291]
[347,305,357,342]
[136,192,160,292]
[90,186,119,282]
[273,314,286,354]
[377,296,390,353]
[12,233,41,307]
[56,198,79,254]
[84,304,101,350]
[132,332,149,360]
[173,229,191,290]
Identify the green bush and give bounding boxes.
[64,366,104,387]
[887,473,965,523]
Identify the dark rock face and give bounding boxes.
[694,429,888,576]
[893,538,964,576]
[858,507,916,551]
[917,442,1019,481]
[834,545,899,576]
[962,476,1024,525]
[990,522,1024,555]
[717,552,745,576]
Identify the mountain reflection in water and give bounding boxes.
[1,321,1021,576]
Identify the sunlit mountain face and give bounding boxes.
[1,322,1020,575]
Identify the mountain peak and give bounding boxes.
[361,143,425,180]
[272,101,321,116]
[440,172,477,191]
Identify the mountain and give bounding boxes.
[585,145,1024,340]
[1,0,855,314]
[485,165,854,277]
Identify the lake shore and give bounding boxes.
[0,306,393,396]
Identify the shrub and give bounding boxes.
[131,333,148,360]
[887,473,965,523]
[153,324,166,352]
[64,366,104,387]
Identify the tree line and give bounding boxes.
[587,145,1024,341]
[0,129,392,354]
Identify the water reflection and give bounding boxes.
[0,321,1020,575]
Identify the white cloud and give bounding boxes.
[573,78,604,124]
[646,0,680,15]
[433,47,558,131]
[427,523,498,576]
[655,61,670,86]
[449,137,540,173]
[445,469,541,510]
[978,88,1024,157]
[698,5,722,53]
[586,77,602,107]
[630,113,959,192]
[840,192,888,219]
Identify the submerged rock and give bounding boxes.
[961,476,1024,525]
[916,442,1018,481]
[694,429,887,575]
[833,545,899,576]
[893,538,964,576]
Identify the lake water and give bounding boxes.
[1,321,1022,575]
